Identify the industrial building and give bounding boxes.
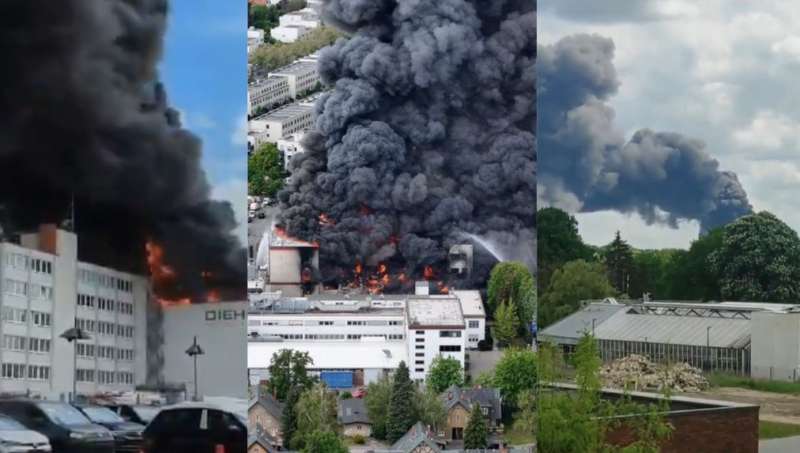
[249,102,315,146]
[247,288,486,386]
[540,298,800,379]
[269,8,321,43]
[268,60,320,98]
[0,225,147,400]
[247,27,265,54]
[247,76,291,117]
[276,132,306,171]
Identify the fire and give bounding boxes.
[318,213,335,226]
[437,281,450,294]
[206,290,221,303]
[155,297,191,308]
[377,263,388,275]
[145,241,176,281]
[397,272,408,283]
[354,262,363,275]
[145,240,224,305]
[423,265,435,280]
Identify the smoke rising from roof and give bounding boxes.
[538,34,752,232]
[0,0,246,301]
[277,0,537,285]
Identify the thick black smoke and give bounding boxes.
[0,0,245,301]
[278,0,536,287]
[538,34,752,232]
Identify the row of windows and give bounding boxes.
[440,331,462,338]
[250,319,403,327]
[1,363,50,380]
[2,335,51,353]
[3,279,54,301]
[76,369,134,384]
[5,254,53,275]
[77,294,134,315]
[1,308,52,327]
[439,345,462,352]
[468,320,480,329]
[75,319,135,338]
[78,269,134,293]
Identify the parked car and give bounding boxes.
[0,400,114,453]
[352,387,367,398]
[0,414,51,453]
[141,403,245,453]
[257,211,266,219]
[105,404,160,426]
[74,405,144,452]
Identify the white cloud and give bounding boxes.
[173,109,217,130]
[772,35,800,60]
[734,110,800,152]
[212,178,247,245]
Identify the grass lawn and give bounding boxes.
[707,373,800,395]
[504,426,535,445]
[760,421,800,439]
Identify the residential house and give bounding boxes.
[338,397,372,437]
[441,386,503,441]
[249,391,285,446]
[390,421,446,453]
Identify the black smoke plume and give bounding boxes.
[0,0,246,301]
[278,0,536,289]
[538,34,752,232]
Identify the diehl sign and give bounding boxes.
[205,309,246,322]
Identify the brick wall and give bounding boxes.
[606,406,759,453]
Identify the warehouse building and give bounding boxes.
[270,8,321,43]
[249,102,315,145]
[541,299,800,379]
[247,287,485,386]
[268,60,320,98]
[247,76,291,117]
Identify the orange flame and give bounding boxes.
[423,265,435,280]
[318,213,335,226]
[354,262,363,275]
[377,262,388,275]
[145,241,176,281]
[437,281,450,294]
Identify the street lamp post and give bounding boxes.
[60,327,91,403]
[185,336,205,401]
[706,326,712,371]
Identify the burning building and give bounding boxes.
[276,0,537,289]
[265,227,321,297]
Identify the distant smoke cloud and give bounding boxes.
[538,34,752,232]
[278,0,536,284]
[0,0,245,301]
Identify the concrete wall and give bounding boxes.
[751,311,800,380]
[162,302,247,399]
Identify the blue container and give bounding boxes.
[320,371,354,389]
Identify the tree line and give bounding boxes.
[538,208,800,327]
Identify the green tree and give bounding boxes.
[364,374,392,440]
[605,231,634,295]
[709,211,800,302]
[281,386,300,448]
[267,349,314,401]
[301,430,348,453]
[426,355,464,393]
[537,207,594,290]
[464,403,489,449]
[539,260,616,327]
[387,362,416,443]
[661,228,723,300]
[250,27,343,73]
[493,348,537,407]
[513,388,536,434]
[414,386,447,432]
[629,249,677,300]
[494,299,520,347]
[487,262,536,337]
[293,383,339,449]
[248,143,285,197]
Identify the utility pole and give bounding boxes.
[185,336,205,401]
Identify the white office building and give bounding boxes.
[247,287,486,385]
[270,8,321,43]
[248,76,292,116]
[249,103,315,145]
[0,225,148,400]
[268,60,320,98]
[276,132,307,171]
[247,27,266,54]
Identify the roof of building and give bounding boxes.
[254,103,314,123]
[248,432,280,452]
[451,290,484,318]
[541,301,754,348]
[441,386,502,420]
[248,340,407,370]
[338,398,370,425]
[268,60,317,77]
[248,392,284,420]
[406,297,465,329]
[391,422,443,453]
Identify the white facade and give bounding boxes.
[276,132,306,171]
[268,60,320,98]
[247,27,266,54]
[248,76,291,116]
[247,290,482,384]
[0,226,148,401]
[452,290,485,349]
[271,25,311,43]
[250,103,315,144]
[279,8,321,29]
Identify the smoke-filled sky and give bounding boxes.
[540,0,800,248]
[161,0,247,243]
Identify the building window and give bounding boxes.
[415,360,424,365]
[439,345,461,352]
[415,338,424,343]
[3,279,28,296]
[2,307,27,324]
[76,369,95,383]
[1,363,26,379]
[468,320,480,329]
[415,345,424,350]
[29,338,51,353]
[32,311,51,327]
[28,366,50,381]
[2,335,26,351]
[415,352,424,357]
[439,331,462,338]
[415,368,424,373]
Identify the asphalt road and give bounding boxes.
[247,206,279,261]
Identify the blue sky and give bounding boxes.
[160,0,248,242]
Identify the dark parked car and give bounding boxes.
[0,414,51,452]
[0,400,114,453]
[74,405,144,452]
[105,404,161,426]
[141,403,245,453]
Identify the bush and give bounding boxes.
[350,434,366,445]
[339,391,353,399]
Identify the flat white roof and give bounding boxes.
[406,297,464,328]
[247,340,407,370]
[452,290,484,318]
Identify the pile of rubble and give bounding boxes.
[599,354,710,393]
